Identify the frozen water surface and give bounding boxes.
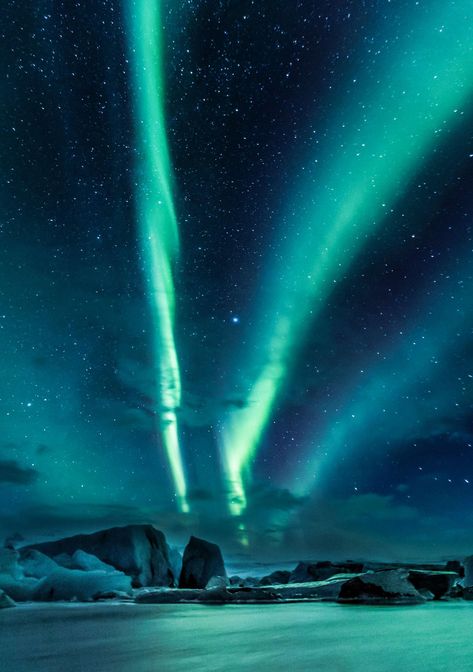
[1,601,472,672]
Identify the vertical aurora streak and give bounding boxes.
[125,0,189,513]
[222,0,473,516]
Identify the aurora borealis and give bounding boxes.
[1,0,473,560]
[221,0,473,515]
[125,0,189,514]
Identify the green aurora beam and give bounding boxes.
[125,0,189,513]
[222,0,473,516]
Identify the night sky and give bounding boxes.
[1,0,473,562]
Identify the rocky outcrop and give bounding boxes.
[136,586,281,604]
[408,570,458,600]
[25,525,176,587]
[446,583,464,599]
[260,570,291,586]
[136,588,202,604]
[463,555,473,588]
[229,575,260,588]
[202,587,281,603]
[0,589,15,609]
[338,569,424,605]
[93,590,133,601]
[445,560,464,577]
[33,567,132,602]
[134,578,350,604]
[276,576,355,601]
[179,536,226,589]
[289,561,364,583]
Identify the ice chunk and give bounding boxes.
[19,549,60,578]
[34,567,132,602]
[71,550,118,573]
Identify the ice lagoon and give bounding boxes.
[1,601,472,672]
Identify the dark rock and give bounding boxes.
[289,561,364,583]
[462,587,473,601]
[25,525,176,587]
[198,587,232,602]
[276,577,353,601]
[446,583,464,599]
[445,560,464,578]
[135,588,202,604]
[179,536,226,589]
[289,562,314,583]
[408,570,457,600]
[93,590,133,601]
[223,587,282,602]
[134,581,350,604]
[338,569,424,605]
[135,584,283,605]
[228,575,261,588]
[229,574,262,588]
[260,570,291,586]
[463,555,473,587]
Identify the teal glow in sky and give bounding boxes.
[220,0,473,516]
[2,1,473,560]
[294,255,473,496]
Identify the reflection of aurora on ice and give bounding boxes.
[3,602,473,672]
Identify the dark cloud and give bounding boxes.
[0,503,172,542]
[246,484,308,512]
[281,493,467,562]
[1,489,472,565]
[0,460,39,485]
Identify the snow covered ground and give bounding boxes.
[1,601,471,671]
